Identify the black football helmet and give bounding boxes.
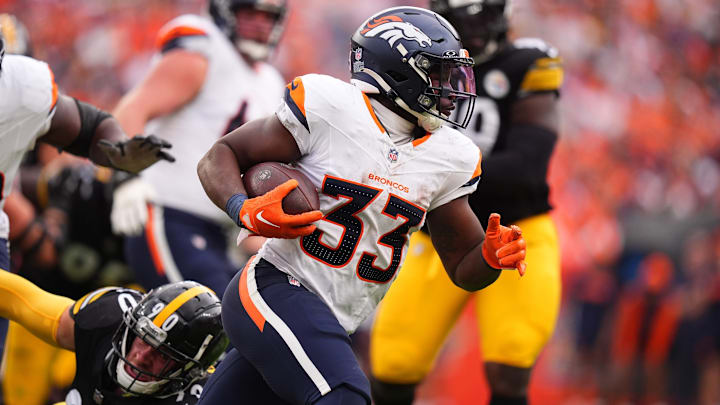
[430,0,511,61]
[209,0,287,61]
[351,6,476,132]
[108,281,229,398]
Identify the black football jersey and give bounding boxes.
[65,287,207,405]
[462,38,563,227]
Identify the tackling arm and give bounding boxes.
[38,94,175,173]
[0,270,75,351]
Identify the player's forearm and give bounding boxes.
[198,141,249,210]
[449,242,501,291]
[87,117,128,167]
[112,95,150,139]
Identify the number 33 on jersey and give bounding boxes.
[260,74,482,333]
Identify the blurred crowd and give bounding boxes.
[2,0,720,403]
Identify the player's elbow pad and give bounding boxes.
[63,98,113,157]
[0,270,73,346]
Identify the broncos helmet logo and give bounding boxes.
[361,15,432,48]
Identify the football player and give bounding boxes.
[0,272,228,404]
[195,6,527,405]
[110,0,288,296]
[0,29,174,304]
[369,1,563,405]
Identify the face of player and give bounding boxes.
[124,337,179,382]
[234,8,278,44]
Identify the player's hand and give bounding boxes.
[481,213,527,276]
[97,135,175,174]
[111,177,157,236]
[238,180,323,239]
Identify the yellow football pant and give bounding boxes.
[2,321,76,405]
[370,214,561,383]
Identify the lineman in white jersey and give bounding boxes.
[110,0,287,296]
[196,7,527,405]
[0,37,173,274]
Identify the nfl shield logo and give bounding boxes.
[354,47,363,61]
[388,148,399,163]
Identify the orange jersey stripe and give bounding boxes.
[239,258,266,332]
[144,204,165,276]
[471,150,483,178]
[156,25,207,49]
[286,77,307,118]
[47,66,58,112]
[362,93,385,134]
[411,132,431,147]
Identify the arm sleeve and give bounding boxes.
[0,270,73,346]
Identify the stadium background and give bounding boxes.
[3,0,720,403]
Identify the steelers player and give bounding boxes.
[369,1,563,404]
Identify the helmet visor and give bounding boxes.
[417,52,476,128]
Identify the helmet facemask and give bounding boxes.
[109,312,210,397]
[209,0,286,62]
[412,51,476,129]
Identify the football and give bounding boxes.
[242,162,320,215]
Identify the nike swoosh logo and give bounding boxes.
[256,210,280,228]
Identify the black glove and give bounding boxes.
[97,135,175,174]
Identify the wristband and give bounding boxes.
[225,193,248,227]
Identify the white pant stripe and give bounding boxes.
[245,257,331,395]
[150,205,184,283]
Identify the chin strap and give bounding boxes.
[353,68,444,133]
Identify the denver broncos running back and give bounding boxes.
[195,6,526,405]
[370,1,564,405]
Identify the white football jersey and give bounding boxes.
[0,55,57,238]
[260,74,482,333]
[140,14,286,223]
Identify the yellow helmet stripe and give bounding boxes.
[152,286,212,327]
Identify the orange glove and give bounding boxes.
[239,180,323,239]
[481,213,527,276]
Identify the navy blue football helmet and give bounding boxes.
[350,6,476,132]
[430,0,511,61]
[108,281,228,398]
[209,0,287,61]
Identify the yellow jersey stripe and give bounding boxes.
[73,287,114,315]
[153,286,211,327]
[520,57,564,93]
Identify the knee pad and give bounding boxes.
[314,384,369,405]
[369,377,416,405]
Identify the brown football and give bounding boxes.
[242,162,320,215]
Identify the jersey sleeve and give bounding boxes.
[70,287,143,330]
[12,56,59,138]
[508,38,564,99]
[428,140,483,211]
[275,74,336,156]
[155,15,211,57]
